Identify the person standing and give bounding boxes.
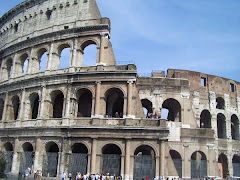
[25,168,29,179]
[61,172,66,180]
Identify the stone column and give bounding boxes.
[39,85,47,119]
[63,84,72,126]
[1,93,9,128]
[70,39,83,68]
[90,138,97,174]
[209,91,216,110]
[99,33,107,65]
[124,139,131,180]
[94,81,101,118]
[34,138,43,171]
[11,138,20,174]
[237,97,240,114]
[160,141,165,178]
[16,89,25,127]
[10,54,17,78]
[46,43,59,70]
[60,138,69,175]
[127,80,133,118]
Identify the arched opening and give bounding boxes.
[38,48,48,72]
[81,40,97,66]
[191,151,207,178]
[231,115,239,140]
[11,96,20,120]
[134,145,156,180]
[77,89,92,117]
[20,53,29,75]
[101,144,122,176]
[29,93,39,119]
[217,113,227,139]
[216,97,225,110]
[162,98,181,122]
[0,98,4,120]
[232,155,240,177]
[69,143,88,176]
[141,99,153,118]
[3,142,13,173]
[43,142,59,177]
[50,91,64,118]
[58,44,71,69]
[218,154,228,178]
[200,110,211,128]
[169,150,182,178]
[19,142,34,174]
[6,58,13,79]
[105,88,124,118]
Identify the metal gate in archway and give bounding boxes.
[101,154,121,176]
[191,160,207,178]
[173,159,182,178]
[133,155,155,180]
[69,153,88,175]
[233,162,240,177]
[42,152,59,177]
[19,152,34,174]
[3,151,13,173]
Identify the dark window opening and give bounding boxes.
[105,88,124,118]
[200,110,211,128]
[64,26,69,30]
[46,10,52,20]
[4,142,13,151]
[170,150,182,178]
[77,89,92,117]
[216,97,225,110]
[14,24,18,32]
[217,113,227,139]
[12,96,20,120]
[218,154,228,179]
[46,142,59,153]
[102,144,122,155]
[201,77,206,87]
[233,155,240,177]
[231,115,239,140]
[53,93,64,118]
[31,95,39,119]
[230,83,235,92]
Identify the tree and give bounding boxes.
[0,152,6,178]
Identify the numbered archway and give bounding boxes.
[133,145,156,180]
[69,143,88,175]
[43,142,59,177]
[101,144,122,176]
[3,142,13,173]
[19,142,34,174]
[191,151,207,178]
[169,150,182,178]
[218,153,228,179]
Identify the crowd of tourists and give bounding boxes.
[61,172,123,180]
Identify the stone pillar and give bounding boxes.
[10,54,17,78]
[121,155,125,177]
[11,138,20,174]
[160,141,165,178]
[94,81,102,118]
[125,139,131,180]
[70,39,83,68]
[209,91,216,110]
[63,84,72,126]
[127,80,134,118]
[224,94,230,111]
[34,138,43,171]
[155,156,160,180]
[19,89,26,120]
[1,93,9,128]
[39,86,47,119]
[99,33,107,65]
[46,43,59,70]
[60,138,69,175]
[90,138,97,174]
[123,97,127,118]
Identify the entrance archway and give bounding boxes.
[232,155,240,177]
[69,143,88,175]
[218,153,228,178]
[169,150,182,178]
[3,142,13,173]
[43,142,59,177]
[19,142,34,174]
[191,151,207,178]
[101,144,122,176]
[133,145,156,180]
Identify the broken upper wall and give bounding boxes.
[0,0,104,50]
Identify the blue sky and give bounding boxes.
[1,0,240,82]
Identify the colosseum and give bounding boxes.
[0,0,239,179]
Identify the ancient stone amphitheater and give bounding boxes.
[0,0,239,179]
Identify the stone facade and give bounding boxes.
[0,0,240,179]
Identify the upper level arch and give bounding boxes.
[217,113,227,139]
[1,58,13,80]
[76,88,93,117]
[231,114,239,140]
[18,53,30,75]
[162,98,181,122]
[28,92,40,120]
[0,98,4,120]
[9,95,20,121]
[58,43,71,69]
[216,97,225,110]
[49,90,64,118]
[141,99,153,118]
[200,110,211,128]
[80,39,100,51]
